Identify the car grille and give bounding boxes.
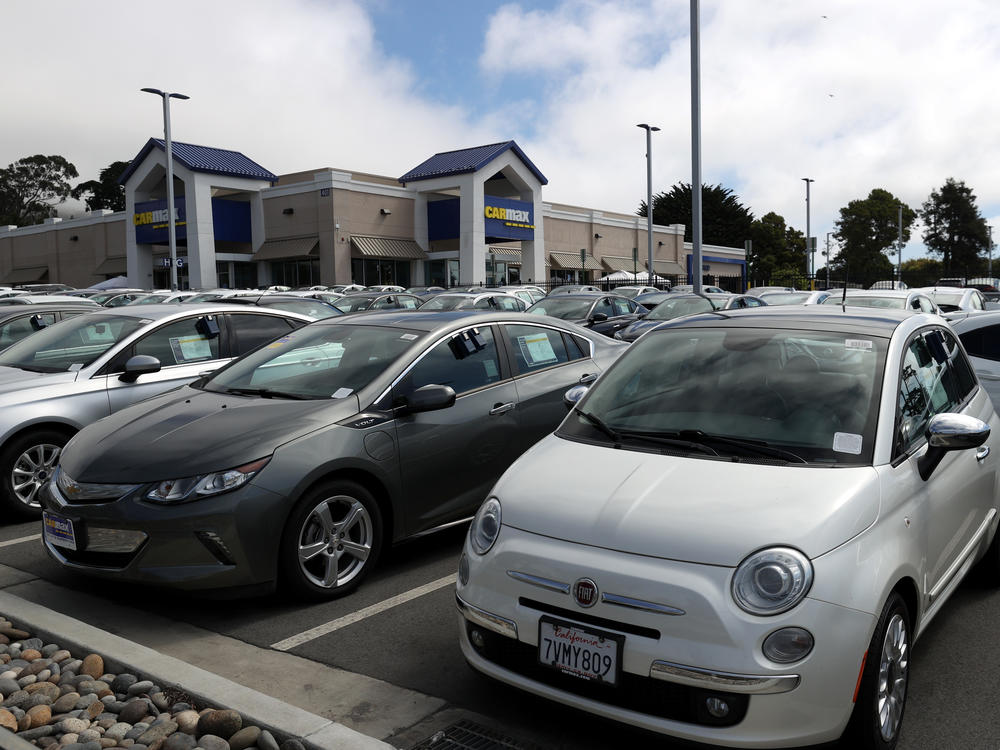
[519,597,661,640]
[465,622,748,727]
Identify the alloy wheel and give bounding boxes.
[296,494,374,589]
[11,442,61,509]
[877,612,909,741]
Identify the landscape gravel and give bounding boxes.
[0,614,306,750]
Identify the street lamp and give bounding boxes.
[825,231,834,289]
[802,178,814,281]
[637,123,660,287]
[141,87,190,291]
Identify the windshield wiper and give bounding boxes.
[223,386,311,400]
[678,430,807,463]
[574,411,717,456]
[574,408,621,442]
[7,363,64,373]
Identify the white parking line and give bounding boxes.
[0,534,41,549]
[271,573,455,651]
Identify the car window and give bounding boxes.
[564,333,589,361]
[228,313,298,356]
[131,316,222,367]
[917,296,936,313]
[0,314,57,349]
[405,326,502,396]
[895,329,976,457]
[592,299,614,318]
[504,324,572,374]
[610,298,632,316]
[397,295,421,310]
[496,296,524,311]
[972,292,985,310]
[0,314,147,373]
[959,324,1000,361]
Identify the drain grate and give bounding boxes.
[408,719,541,750]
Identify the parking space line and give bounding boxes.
[0,534,40,549]
[271,573,455,651]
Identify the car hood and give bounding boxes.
[60,388,360,483]
[494,435,879,566]
[0,366,78,400]
[619,319,660,340]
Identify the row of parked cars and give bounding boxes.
[6,279,1000,748]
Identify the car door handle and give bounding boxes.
[490,402,515,416]
[579,373,598,384]
[977,446,991,461]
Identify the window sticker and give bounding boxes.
[400,333,419,341]
[844,339,873,352]
[332,387,353,399]
[68,363,84,372]
[169,335,213,363]
[517,333,557,366]
[266,336,292,348]
[483,359,499,379]
[833,432,863,455]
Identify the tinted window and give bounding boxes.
[495,296,524,311]
[592,298,615,318]
[397,295,421,310]
[960,324,1000,361]
[0,314,146,372]
[228,314,296,356]
[0,314,57,349]
[406,327,502,396]
[611,297,632,316]
[133,316,222,366]
[564,333,589,361]
[504,325,571,374]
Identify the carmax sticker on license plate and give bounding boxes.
[42,512,77,550]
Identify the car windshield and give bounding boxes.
[261,299,341,319]
[0,313,146,372]
[559,326,886,465]
[823,295,905,309]
[184,293,225,303]
[527,298,594,319]
[646,296,718,321]
[201,323,424,399]
[333,296,376,312]
[421,295,468,310]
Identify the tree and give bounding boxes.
[638,182,753,248]
[71,160,129,212]
[746,212,805,281]
[0,155,79,226]
[832,189,915,285]
[919,178,989,276]
[900,257,942,288]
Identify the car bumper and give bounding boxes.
[41,478,288,592]
[456,525,875,748]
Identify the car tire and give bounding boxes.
[280,480,383,600]
[0,429,69,519]
[844,591,910,750]
[975,523,1000,586]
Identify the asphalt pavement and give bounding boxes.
[3,517,1000,749]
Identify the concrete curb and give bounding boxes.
[0,591,394,750]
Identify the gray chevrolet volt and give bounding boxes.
[44,311,626,599]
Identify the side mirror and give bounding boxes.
[589,312,608,323]
[119,354,161,383]
[918,412,991,480]
[399,384,456,415]
[563,384,589,410]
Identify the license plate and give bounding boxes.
[538,617,623,685]
[42,511,77,551]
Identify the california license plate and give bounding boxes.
[42,511,77,551]
[538,617,623,685]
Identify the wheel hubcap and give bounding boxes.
[296,495,373,589]
[877,612,909,741]
[11,443,61,509]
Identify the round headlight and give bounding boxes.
[732,547,812,616]
[470,497,502,555]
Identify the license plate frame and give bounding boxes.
[42,511,78,551]
[537,616,624,686]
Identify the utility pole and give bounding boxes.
[897,204,903,286]
[802,178,814,282]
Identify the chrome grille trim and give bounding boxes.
[507,570,570,594]
[650,660,799,694]
[601,592,685,616]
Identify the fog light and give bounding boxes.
[705,697,730,718]
[762,627,814,663]
[470,628,486,650]
[458,553,470,586]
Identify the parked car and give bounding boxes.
[672,284,729,294]
[609,286,660,299]
[746,285,795,296]
[405,286,447,297]
[221,294,343,320]
[14,284,75,293]
[614,293,765,342]
[869,280,908,290]
[98,292,147,307]
[182,290,263,304]
[362,285,405,293]
[0,295,100,307]
[457,304,998,749]
[920,287,987,312]
[758,290,832,306]
[0,303,98,351]
[948,310,1000,408]
[332,293,424,313]
[527,294,648,338]
[547,285,601,295]
[42,311,627,598]
[85,290,146,305]
[822,289,940,314]
[129,291,202,305]
[419,293,526,312]
[498,286,546,306]
[0,305,313,518]
[330,284,366,294]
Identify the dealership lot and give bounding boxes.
[3,516,1000,749]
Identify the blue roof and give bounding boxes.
[399,141,547,185]
[119,138,277,184]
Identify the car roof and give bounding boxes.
[646,303,917,337]
[70,303,315,322]
[0,302,100,318]
[306,309,614,335]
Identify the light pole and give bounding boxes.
[825,232,833,289]
[897,203,903,285]
[802,178,814,282]
[989,225,993,280]
[637,124,660,287]
[141,88,189,291]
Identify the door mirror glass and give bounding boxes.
[119,354,161,383]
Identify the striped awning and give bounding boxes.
[550,252,604,271]
[488,246,522,264]
[351,235,428,260]
[94,257,126,275]
[252,237,319,261]
[646,259,685,275]
[2,266,48,284]
[602,255,641,273]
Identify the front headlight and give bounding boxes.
[731,547,812,616]
[613,330,624,340]
[469,497,501,555]
[145,457,270,504]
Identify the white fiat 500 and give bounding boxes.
[456,306,1000,749]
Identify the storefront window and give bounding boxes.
[270,259,320,288]
[350,258,412,287]
[426,259,460,288]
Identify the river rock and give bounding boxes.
[20,649,42,662]
[0,627,29,640]
[257,730,279,750]
[18,724,55,740]
[125,722,150,740]
[0,677,18,695]
[27,681,60,699]
[17,674,38,687]
[23,658,52,676]
[59,732,79,744]
[173,710,199,735]
[53,692,81,713]
[106,721,133,740]
[60,716,91,734]
[151,692,170,711]
[279,740,305,750]
[162,733,196,750]
[227,726,260,750]
[137,719,177,746]
[3,689,30,709]
[86,700,105,719]
[111,674,138,695]
[79,728,102,743]
[26,703,52,725]
[50,651,71,665]
[76,693,100,709]
[119,698,150,725]
[197,735,230,750]
[126,681,155,697]
[27,692,54,708]
[196,710,241,739]
[80,655,104,679]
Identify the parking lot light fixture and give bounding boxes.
[141,88,190,291]
[802,178,814,279]
[637,124,660,288]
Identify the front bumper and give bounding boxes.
[457,525,875,748]
[41,477,288,592]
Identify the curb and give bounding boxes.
[0,591,394,750]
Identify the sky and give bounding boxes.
[5,0,1000,265]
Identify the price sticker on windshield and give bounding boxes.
[844,339,873,352]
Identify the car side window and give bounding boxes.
[228,314,298,357]
[131,316,221,368]
[611,298,632,316]
[0,314,57,348]
[972,292,985,310]
[592,299,614,318]
[405,326,502,396]
[564,333,589,361]
[504,324,572,374]
[496,296,523,311]
[918,296,936,313]
[397,296,421,310]
[959,324,1000,361]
